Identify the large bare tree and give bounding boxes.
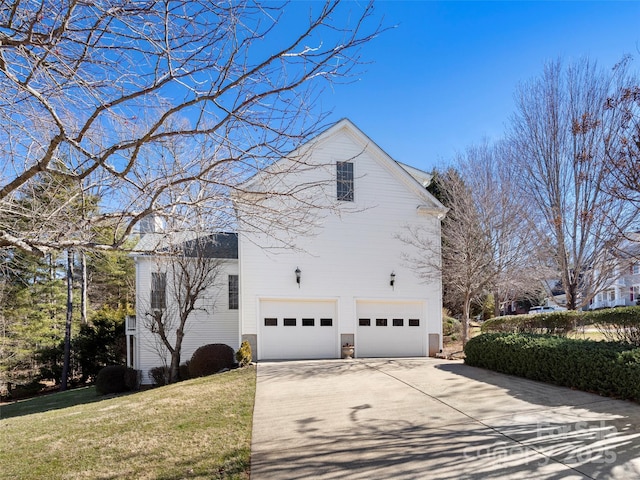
[457,141,540,317]
[603,77,640,215]
[402,167,490,345]
[403,141,545,343]
[0,0,382,255]
[141,233,226,383]
[509,58,637,310]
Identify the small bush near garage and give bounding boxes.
[189,344,235,378]
[464,333,640,401]
[235,341,252,367]
[95,365,140,396]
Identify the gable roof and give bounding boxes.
[396,161,432,188]
[133,232,238,259]
[240,118,446,214]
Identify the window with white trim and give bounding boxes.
[228,275,239,310]
[151,272,166,310]
[337,161,354,201]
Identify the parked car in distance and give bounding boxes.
[528,305,567,315]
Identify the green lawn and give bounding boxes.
[1,385,103,419]
[0,366,256,479]
[568,328,608,341]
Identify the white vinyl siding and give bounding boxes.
[239,123,443,359]
[134,257,239,384]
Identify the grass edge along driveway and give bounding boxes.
[0,366,256,480]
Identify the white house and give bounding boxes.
[127,119,446,382]
[588,234,640,310]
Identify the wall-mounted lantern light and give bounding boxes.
[295,267,301,287]
[390,271,396,288]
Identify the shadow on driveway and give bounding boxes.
[251,359,640,479]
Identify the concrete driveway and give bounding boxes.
[250,358,640,479]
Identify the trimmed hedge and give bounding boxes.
[482,306,640,345]
[481,311,582,335]
[95,365,140,395]
[189,343,235,378]
[589,307,640,345]
[464,333,640,401]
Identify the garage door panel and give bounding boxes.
[260,299,337,360]
[356,301,425,357]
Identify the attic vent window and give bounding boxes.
[337,161,354,201]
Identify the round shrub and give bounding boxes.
[96,365,138,395]
[149,366,169,386]
[179,362,191,381]
[124,368,140,391]
[236,340,252,367]
[189,344,235,378]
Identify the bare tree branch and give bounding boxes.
[509,58,637,309]
[0,0,384,254]
[140,233,226,383]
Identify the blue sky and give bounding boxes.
[310,1,640,171]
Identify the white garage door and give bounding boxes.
[259,299,338,360]
[356,300,425,357]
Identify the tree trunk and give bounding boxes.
[565,281,577,311]
[80,251,87,324]
[169,352,181,383]
[60,250,74,392]
[169,327,184,383]
[461,293,471,345]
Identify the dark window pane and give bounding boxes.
[409,319,420,327]
[264,318,277,326]
[337,161,354,201]
[359,318,371,326]
[376,318,387,327]
[320,318,333,327]
[283,318,296,326]
[151,272,166,310]
[393,318,404,327]
[228,275,239,310]
[302,318,314,326]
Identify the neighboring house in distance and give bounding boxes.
[588,235,640,310]
[587,232,640,310]
[127,119,447,382]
